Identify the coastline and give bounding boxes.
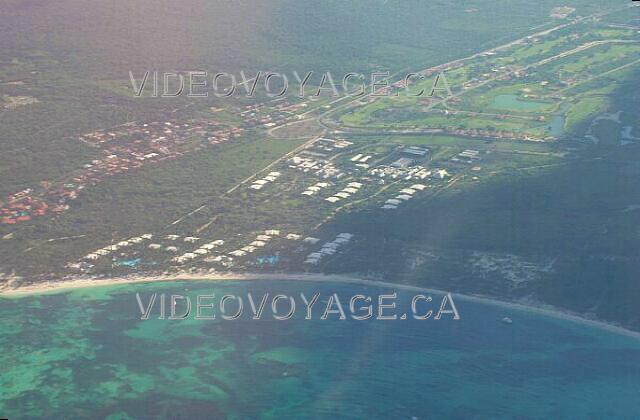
[2,272,639,339]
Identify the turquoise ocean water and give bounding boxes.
[1,280,639,419]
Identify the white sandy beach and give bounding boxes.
[2,272,640,339]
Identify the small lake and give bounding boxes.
[491,94,550,111]
[546,102,570,138]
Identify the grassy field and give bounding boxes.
[334,17,640,139]
[564,96,608,131]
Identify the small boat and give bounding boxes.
[502,317,513,324]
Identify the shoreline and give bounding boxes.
[2,272,639,339]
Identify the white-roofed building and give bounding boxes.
[435,169,450,179]
[400,188,417,195]
[322,242,340,250]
